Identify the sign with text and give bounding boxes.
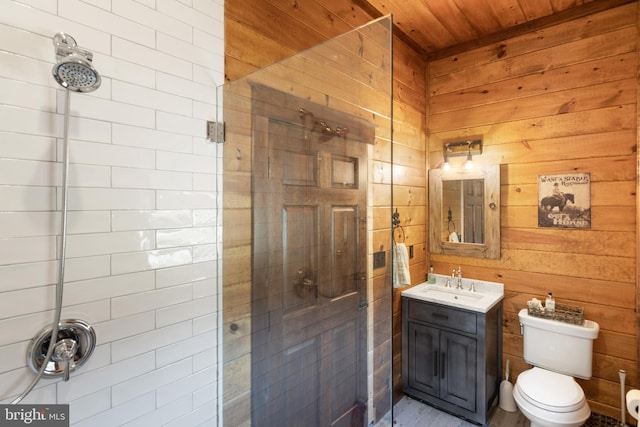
[0,405,69,426]
[538,173,591,229]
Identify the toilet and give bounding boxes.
[513,308,599,427]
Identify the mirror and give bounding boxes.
[429,164,500,259]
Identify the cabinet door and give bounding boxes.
[406,322,440,396]
[440,331,477,411]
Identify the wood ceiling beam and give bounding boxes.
[355,0,637,61]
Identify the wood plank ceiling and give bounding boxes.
[354,0,636,59]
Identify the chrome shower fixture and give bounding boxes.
[52,32,101,92]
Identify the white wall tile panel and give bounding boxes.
[121,395,192,427]
[0,236,56,266]
[2,0,223,423]
[156,151,213,174]
[111,320,192,363]
[157,72,217,104]
[163,401,216,427]
[192,172,216,191]
[156,365,215,407]
[97,55,156,89]
[67,164,112,188]
[69,141,155,170]
[155,260,215,289]
[113,0,193,42]
[155,330,215,367]
[111,209,192,231]
[94,312,155,343]
[156,111,203,137]
[0,2,112,55]
[156,226,214,248]
[65,230,156,258]
[0,23,53,63]
[112,167,192,190]
[57,352,156,402]
[63,271,156,306]
[112,123,193,153]
[0,132,56,162]
[192,346,216,372]
[192,209,217,226]
[61,94,156,129]
[8,0,57,13]
[0,285,53,319]
[113,37,192,79]
[157,0,219,36]
[0,78,56,112]
[73,392,156,427]
[67,188,156,210]
[62,255,112,283]
[112,80,193,116]
[0,187,55,211]
[110,357,191,406]
[157,190,216,209]
[67,389,111,426]
[192,382,216,408]
[59,0,156,48]
[0,50,53,88]
[110,283,192,318]
[193,312,216,334]
[156,295,215,327]
[192,277,216,298]
[61,300,112,326]
[111,247,192,275]
[0,341,29,374]
[192,243,216,262]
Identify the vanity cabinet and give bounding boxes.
[402,297,502,425]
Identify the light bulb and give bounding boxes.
[464,151,473,169]
[443,152,451,171]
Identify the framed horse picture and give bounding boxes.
[538,173,591,229]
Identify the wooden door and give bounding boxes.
[463,179,484,243]
[250,86,371,427]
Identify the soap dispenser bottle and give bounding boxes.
[428,265,436,284]
[545,292,555,314]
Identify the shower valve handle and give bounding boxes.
[53,338,78,382]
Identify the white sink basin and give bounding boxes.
[402,274,504,313]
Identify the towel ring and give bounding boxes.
[392,209,405,243]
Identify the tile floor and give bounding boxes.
[388,396,528,427]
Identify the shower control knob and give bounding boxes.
[52,338,78,382]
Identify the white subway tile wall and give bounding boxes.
[0,1,223,426]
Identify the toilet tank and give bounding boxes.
[519,308,599,379]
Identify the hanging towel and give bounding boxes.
[393,242,411,288]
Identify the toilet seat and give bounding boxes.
[517,367,585,413]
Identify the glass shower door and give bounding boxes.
[220,16,393,427]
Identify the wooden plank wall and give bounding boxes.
[224,1,427,425]
[427,4,638,419]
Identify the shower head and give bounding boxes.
[52,32,101,93]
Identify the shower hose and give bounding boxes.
[11,89,72,404]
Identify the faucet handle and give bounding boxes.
[469,281,476,292]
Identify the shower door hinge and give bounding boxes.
[206,121,225,143]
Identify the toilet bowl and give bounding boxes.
[513,367,590,427]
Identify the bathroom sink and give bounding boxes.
[402,275,504,313]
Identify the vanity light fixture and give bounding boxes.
[442,139,483,170]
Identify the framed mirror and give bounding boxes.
[428,164,500,259]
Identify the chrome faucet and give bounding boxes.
[454,266,463,289]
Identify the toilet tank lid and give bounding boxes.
[518,308,599,339]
